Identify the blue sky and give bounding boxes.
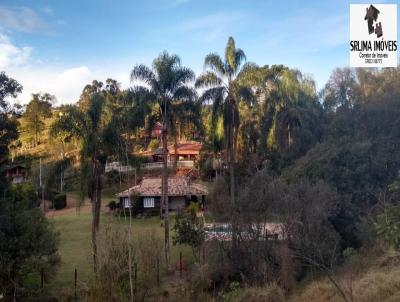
[0,0,397,104]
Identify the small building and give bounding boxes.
[4,164,27,184]
[139,122,162,139]
[116,177,208,215]
[151,142,202,162]
[169,142,202,161]
[151,147,165,162]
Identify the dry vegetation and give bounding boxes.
[288,251,400,302]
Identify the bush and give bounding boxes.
[172,203,205,261]
[376,205,400,250]
[107,200,118,211]
[89,224,134,302]
[221,281,241,302]
[148,139,160,150]
[0,185,60,299]
[53,193,67,210]
[236,283,285,302]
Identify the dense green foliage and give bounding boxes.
[0,74,60,299]
[376,205,400,250]
[2,38,400,301]
[0,72,20,168]
[22,93,53,146]
[282,68,400,249]
[172,203,205,261]
[0,184,60,297]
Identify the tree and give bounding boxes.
[77,80,104,110]
[168,99,202,168]
[0,184,60,300]
[0,72,21,187]
[23,93,54,146]
[0,74,59,300]
[376,204,400,250]
[130,51,197,270]
[195,36,255,205]
[51,90,118,273]
[321,68,359,113]
[51,80,145,274]
[172,203,205,261]
[0,72,22,112]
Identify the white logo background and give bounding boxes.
[350,4,397,67]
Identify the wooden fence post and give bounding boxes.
[134,263,137,293]
[179,251,183,279]
[74,268,77,299]
[157,258,160,286]
[41,270,44,289]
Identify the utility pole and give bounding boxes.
[40,158,45,212]
[60,152,64,192]
[162,98,170,270]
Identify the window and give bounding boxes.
[143,197,155,208]
[123,197,131,208]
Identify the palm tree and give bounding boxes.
[266,69,319,153]
[130,51,197,270]
[51,92,117,274]
[195,37,255,205]
[168,100,202,168]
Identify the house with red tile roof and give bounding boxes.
[151,141,202,162]
[116,177,208,215]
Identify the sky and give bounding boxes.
[0,0,398,105]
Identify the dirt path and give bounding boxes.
[45,204,91,217]
[45,193,108,217]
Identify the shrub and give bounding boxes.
[53,193,67,210]
[186,263,235,301]
[89,224,135,302]
[172,203,205,261]
[107,200,118,211]
[136,230,162,300]
[236,283,285,302]
[376,205,400,250]
[148,139,160,150]
[0,185,60,299]
[221,281,241,302]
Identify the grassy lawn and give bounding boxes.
[48,211,93,290]
[47,204,194,293]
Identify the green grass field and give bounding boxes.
[47,207,194,293]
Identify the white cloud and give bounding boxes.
[8,65,92,104]
[6,64,134,105]
[0,31,133,104]
[0,33,32,69]
[0,6,50,33]
[58,66,90,80]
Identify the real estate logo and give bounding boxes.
[350,4,397,67]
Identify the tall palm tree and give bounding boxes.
[195,37,255,205]
[168,100,202,168]
[51,92,118,274]
[266,69,319,153]
[144,94,201,169]
[130,51,196,270]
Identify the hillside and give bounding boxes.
[289,251,400,302]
